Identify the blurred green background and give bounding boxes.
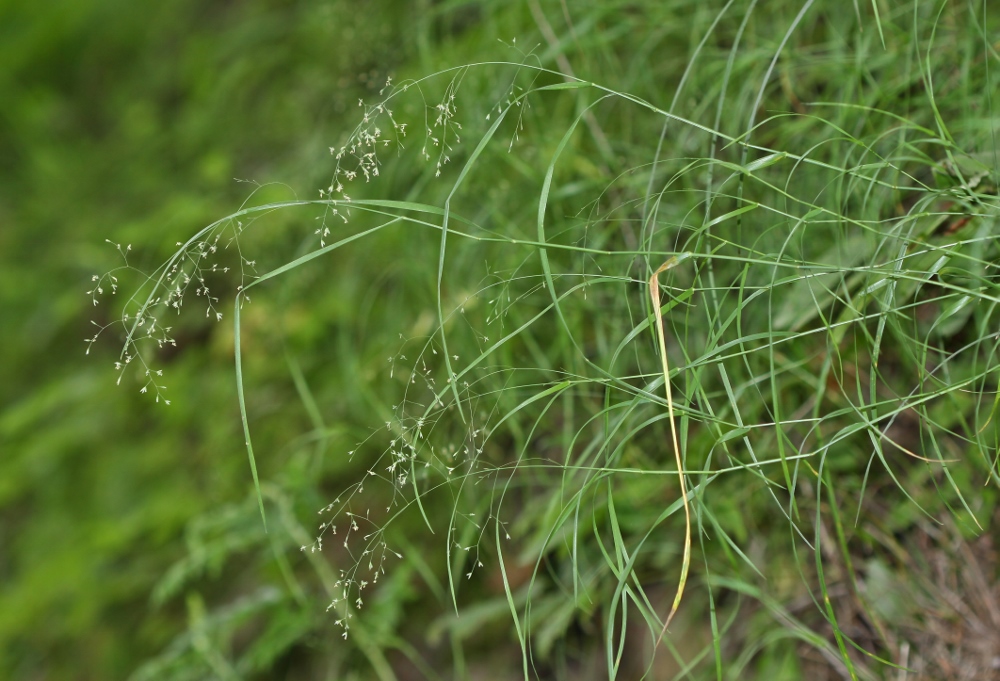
[4,1,999,679]
[0,1,445,677]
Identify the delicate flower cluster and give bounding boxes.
[315,77,410,247]
[161,231,233,318]
[300,499,403,640]
[86,221,249,402]
[298,332,506,639]
[86,240,129,307]
[425,76,463,177]
[325,533,403,639]
[314,73,469,247]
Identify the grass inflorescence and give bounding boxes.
[92,1,1000,678]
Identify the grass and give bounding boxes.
[84,1,1000,679]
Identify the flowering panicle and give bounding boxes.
[87,220,249,403]
[300,328,506,638]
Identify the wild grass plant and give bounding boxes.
[89,1,1000,678]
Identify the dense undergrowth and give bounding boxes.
[5,1,1000,679]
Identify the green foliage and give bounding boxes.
[4,1,1000,679]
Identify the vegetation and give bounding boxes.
[3,1,999,679]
